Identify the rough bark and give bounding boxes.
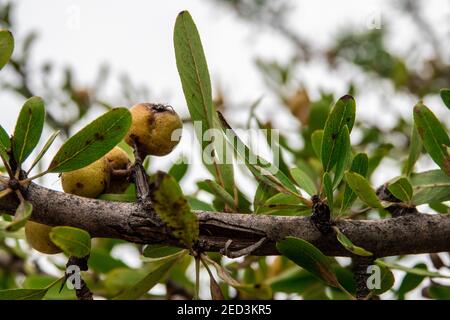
[1,183,450,257]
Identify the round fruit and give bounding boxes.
[25,221,62,254]
[125,103,182,157]
[61,157,110,198]
[105,146,131,194]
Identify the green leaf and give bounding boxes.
[174,10,235,195]
[311,130,323,159]
[6,200,32,232]
[387,177,413,203]
[290,167,317,196]
[259,193,309,216]
[22,275,76,300]
[204,179,236,210]
[203,254,272,299]
[187,196,215,211]
[88,248,127,274]
[168,157,188,182]
[397,263,426,300]
[174,10,214,150]
[334,227,372,257]
[0,29,14,70]
[413,102,450,176]
[218,112,298,197]
[104,268,148,296]
[411,170,450,204]
[150,172,198,248]
[344,172,383,208]
[429,202,450,214]
[404,125,422,176]
[428,284,450,300]
[440,88,450,110]
[0,125,11,162]
[27,131,60,174]
[321,95,356,172]
[12,97,45,165]
[0,288,47,300]
[276,236,340,287]
[0,220,24,240]
[341,153,369,212]
[142,244,184,259]
[333,266,357,297]
[323,172,333,213]
[376,259,450,278]
[333,126,351,189]
[371,262,395,295]
[113,253,183,300]
[49,226,91,258]
[267,267,318,294]
[253,182,277,213]
[48,108,131,173]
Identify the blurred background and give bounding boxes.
[0,0,449,299]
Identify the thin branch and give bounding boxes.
[1,183,450,258]
[220,237,267,258]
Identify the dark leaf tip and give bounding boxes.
[340,94,354,101]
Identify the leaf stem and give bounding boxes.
[0,188,12,199]
[0,152,14,178]
[46,275,67,290]
[413,182,450,189]
[15,189,25,203]
[194,255,200,300]
[0,176,8,185]
[21,170,48,184]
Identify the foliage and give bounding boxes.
[0,1,449,301]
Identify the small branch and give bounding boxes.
[353,256,375,300]
[131,141,151,206]
[65,255,93,301]
[1,183,450,258]
[220,237,267,258]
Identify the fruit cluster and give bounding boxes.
[25,103,182,254]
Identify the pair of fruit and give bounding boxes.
[25,103,183,254]
[61,103,182,198]
[25,146,131,254]
[25,146,132,254]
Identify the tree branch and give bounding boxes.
[1,183,450,257]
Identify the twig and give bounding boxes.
[131,141,151,205]
[353,256,376,300]
[2,183,450,257]
[220,237,267,258]
[64,255,93,301]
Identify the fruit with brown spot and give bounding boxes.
[25,221,62,254]
[61,157,110,198]
[125,103,182,157]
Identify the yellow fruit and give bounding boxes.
[25,221,62,254]
[105,146,131,194]
[61,157,110,198]
[125,103,182,156]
